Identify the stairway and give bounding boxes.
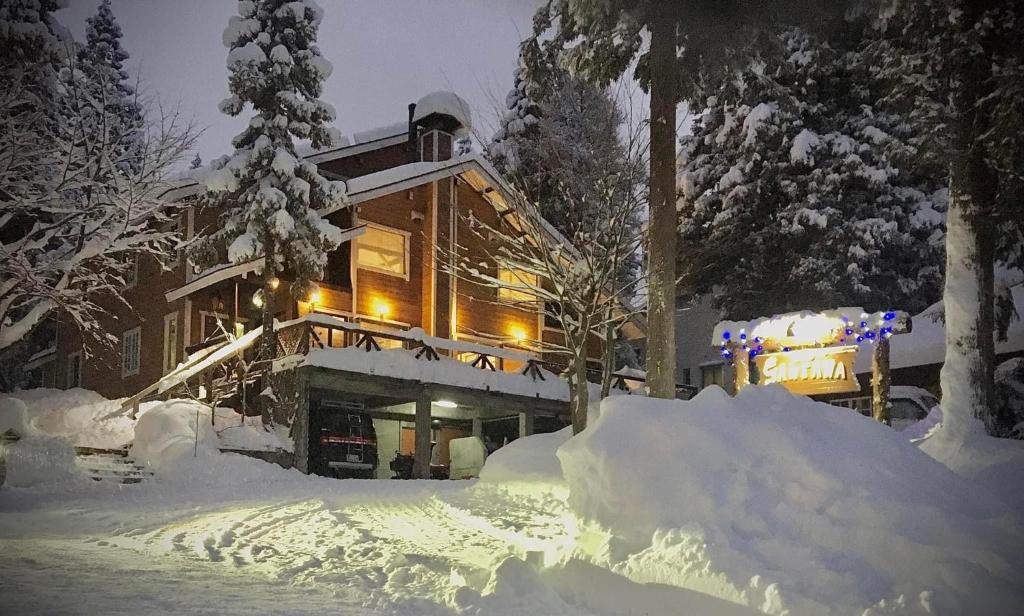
[75,447,152,484]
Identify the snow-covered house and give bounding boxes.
[42,92,638,478]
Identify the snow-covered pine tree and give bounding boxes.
[199,0,347,420]
[872,0,1024,439]
[678,28,945,319]
[488,45,643,281]
[75,0,144,169]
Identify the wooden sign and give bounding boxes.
[754,346,860,395]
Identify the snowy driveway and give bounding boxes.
[0,477,594,615]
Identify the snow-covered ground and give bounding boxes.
[1,387,1022,615]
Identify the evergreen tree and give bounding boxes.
[873,0,1024,438]
[488,44,643,279]
[189,152,203,169]
[76,0,143,167]
[679,28,945,319]
[198,0,348,421]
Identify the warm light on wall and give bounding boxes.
[308,285,322,305]
[269,276,280,290]
[509,325,527,343]
[372,298,390,320]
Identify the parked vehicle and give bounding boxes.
[829,386,940,431]
[317,411,378,479]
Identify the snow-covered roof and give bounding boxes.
[853,286,1024,373]
[352,121,407,145]
[279,347,568,402]
[413,91,472,130]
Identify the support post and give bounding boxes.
[872,337,892,425]
[518,411,534,439]
[471,417,482,438]
[733,351,750,394]
[413,393,432,479]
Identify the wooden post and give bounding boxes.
[412,393,432,479]
[518,411,534,439]
[733,351,750,394]
[204,368,214,403]
[471,417,482,438]
[872,337,892,425]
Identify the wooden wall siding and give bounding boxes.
[354,186,430,326]
[452,181,540,346]
[57,248,190,399]
[317,142,412,179]
[421,181,438,335]
[434,177,454,339]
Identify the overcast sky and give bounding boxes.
[58,0,544,165]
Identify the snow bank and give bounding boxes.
[0,388,130,448]
[131,400,221,473]
[4,436,81,487]
[915,412,1024,513]
[557,387,1024,615]
[479,427,570,486]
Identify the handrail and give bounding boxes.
[118,313,552,418]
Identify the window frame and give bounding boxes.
[124,255,139,289]
[66,351,82,389]
[355,222,411,280]
[121,326,141,378]
[163,312,178,375]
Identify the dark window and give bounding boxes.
[682,368,691,385]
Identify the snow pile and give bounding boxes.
[130,400,220,473]
[557,387,1024,615]
[479,427,570,486]
[413,90,472,130]
[0,388,130,448]
[914,410,1024,513]
[4,436,81,487]
[213,406,291,452]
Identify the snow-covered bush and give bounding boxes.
[557,386,1024,615]
[131,400,220,472]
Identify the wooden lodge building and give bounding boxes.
[29,92,643,479]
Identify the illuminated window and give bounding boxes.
[357,225,408,277]
[498,268,537,303]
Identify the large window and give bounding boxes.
[498,268,537,304]
[121,327,141,378]
[357,224,408,277]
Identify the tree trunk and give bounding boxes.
[939,18,998,440]
[940,164,994,440]
[599,308,615,399]
[570,350,589,435]
[645,7,678,398]
[259,242,277,426]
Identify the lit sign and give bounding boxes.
[754,346,859,395]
